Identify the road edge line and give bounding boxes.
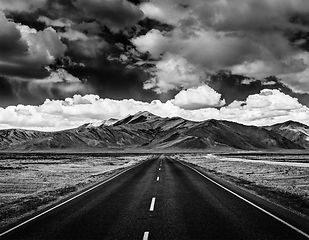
[0,158,151,237]
[176,159,309,239]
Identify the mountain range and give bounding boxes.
[0,111,308,151]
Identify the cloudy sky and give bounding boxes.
[1,0,309,131]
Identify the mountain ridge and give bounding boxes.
[0,111,307,151]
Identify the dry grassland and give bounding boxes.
[0,153,150,227]
[175,153,309,219]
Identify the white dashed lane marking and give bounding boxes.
[143,231,149,240]
[149,197,156,211]
[157,177,159,181]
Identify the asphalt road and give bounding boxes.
[1,155,309,240]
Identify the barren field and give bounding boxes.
[0,153,151,227]
[174,153,309,219]
[2,152,309,229]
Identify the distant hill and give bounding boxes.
[0,111,305,151]
[265,120,309,148]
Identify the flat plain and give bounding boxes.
[0,153,151,227]
[1,151,309,230]
[175,152,309,219]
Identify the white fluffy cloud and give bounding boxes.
[38,15,108,58]
[173,85,225,109]
[17,25,67,65]
[136,27,260,69]
[131,29,170,59]
[0,89,308,131]
[220,90,306,125]
[143,53,206,93]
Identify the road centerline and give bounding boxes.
[143,231,149,240]
[150,197,156,211]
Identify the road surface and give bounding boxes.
[1,155,309,239]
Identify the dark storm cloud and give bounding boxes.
[138,18,174,36]
[127,0,143,5]
[0,11,28,57]
[0,0,159,107]
[73,0,144,32]
[0,11,67,79]
[0,77,45,107]
[0,11,48,78]
[0,0,47,13]
[73,21,102,35]
[6,11,46,31]
[288,13,309,53]
[0,76,17,107]
[0,76,92,107]
[0,65,49,79]
[209,71,309,108]
[67,59,159,102]
[40,0,82,22]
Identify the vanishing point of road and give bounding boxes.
[1,155,309,240]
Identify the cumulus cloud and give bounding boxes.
[220,89,307,125]
[132,25,302,78]
[131,29,170,59]
[133,0,309,93]
[143,53,206,93]
[1,88,308,131]
[18,25,67,63]
[37,15,107,59]
[133,27,260,69]
[0,12,67,79]
[73,0,144,32]
[173,85,225,109]
[132,26,264,92]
